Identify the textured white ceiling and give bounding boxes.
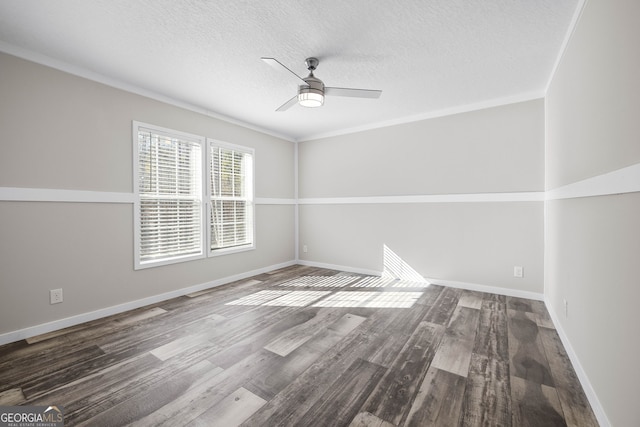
[0,0,579,141]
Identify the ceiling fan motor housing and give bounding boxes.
[298,74,325,107]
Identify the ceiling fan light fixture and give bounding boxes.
[298,86,324,107]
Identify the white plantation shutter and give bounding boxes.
[135,124,204,267]
[209,142,254,252]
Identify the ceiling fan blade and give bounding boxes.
[275,95,298,112]
[325,87,382,99]
[261,57,306,83]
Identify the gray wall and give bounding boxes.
[298,99,545,294]
[545,0,640,425]
[0,53,295,336]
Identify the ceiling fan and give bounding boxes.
[261,57,382,111]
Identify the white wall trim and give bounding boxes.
[298,260,544,300]
[545,0,589,93]
[255,197,297,205]
[299,192,545,205]
[0,41,294,143]
[295,162,639,206]
[0,187,299,205]
[0,42,542,144]
[0,187,135,203]
[0,260,296,346]
[294,141,300,261]
[544,296,612,427]
[546,162,640,201]
[299,92,545,142]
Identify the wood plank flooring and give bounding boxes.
[0,265,598,426]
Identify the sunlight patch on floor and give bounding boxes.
[277,274,431,289]
[225,290,290,306]
[262,291,331,307]
[278,276,360,288]
[312,291,423,308]
[350,276,397,288]
[225,289,423,309]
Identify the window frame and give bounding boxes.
[133,122,256,270]
[206,139,256,257]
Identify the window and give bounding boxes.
[209,141,254,254]
[133,122,254,269]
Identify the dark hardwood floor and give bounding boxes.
[0,265,598,426]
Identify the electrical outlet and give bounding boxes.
[50,288,63,304]
[303,245,308,253]
[513,266,524,278]
[564,299,568,317]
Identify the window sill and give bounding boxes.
[209,244,255,258]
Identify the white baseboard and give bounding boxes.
[432,278,544,301]
[0,260,296,346]
[544,296,611,427]
[297,260,544,300]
